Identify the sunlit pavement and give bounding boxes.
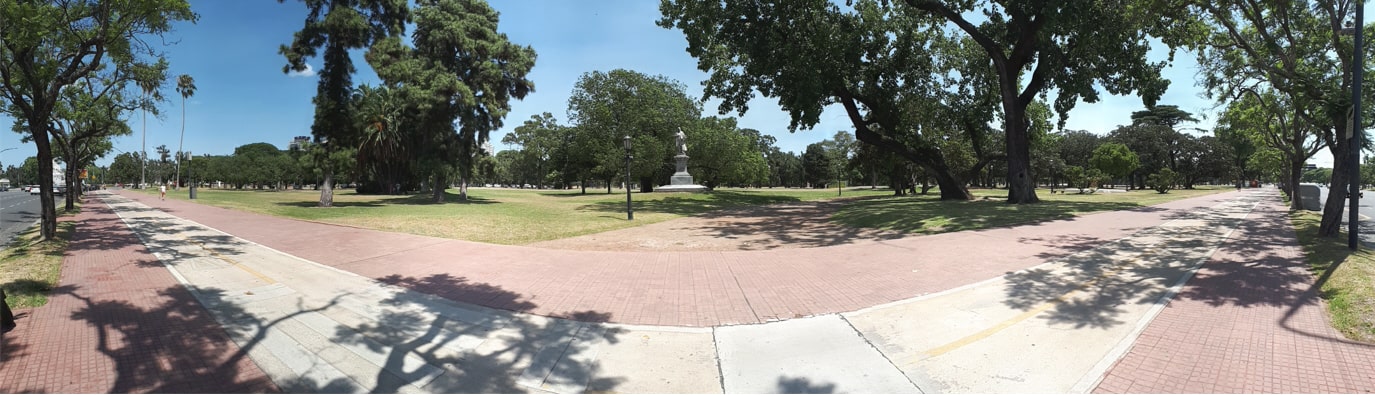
[6,188,1318,394]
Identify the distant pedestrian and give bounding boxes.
[159,184,166,200]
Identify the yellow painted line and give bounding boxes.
[917,263,1134,361]
[178,235,277,284]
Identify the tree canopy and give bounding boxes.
[1,0,194,240]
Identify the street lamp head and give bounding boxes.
[623,135,632,151]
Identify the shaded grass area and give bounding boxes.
[833,187,1231,234]
[134,186,891,245]
[1291,212,1375,343]
[1,221,77,309]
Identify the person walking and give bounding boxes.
[159,184,166,200]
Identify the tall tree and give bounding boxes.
[1057,130,1102,169]
[802,142,834,189]
[1090,142,1142,184]
[280,0,408,207]
[685,116,768,189]
[46,65,149,210]
[175,74,195,190]
[1218,88,1324,209]
[136,70,162,189]
[659,0,981,200]
[352,84,415,194]
[1164,0,1375,236]
[365,0,535,202]
[566,69,700,193]
[903,0,1173,203]
[0,0,194,240]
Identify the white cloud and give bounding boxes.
[287,63,316,78]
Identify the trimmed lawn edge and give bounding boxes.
[0,205,80,309]
[1291,211,1375,343]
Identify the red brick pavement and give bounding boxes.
[1093,196,1375,393]
[0,197,277,393]
[114,189,1242,327]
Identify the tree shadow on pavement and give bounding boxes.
[1001,218,1233,329]
[775,376,837,393]
[333,274,626,393]
[378,273,539,316]
[51,284,287,393]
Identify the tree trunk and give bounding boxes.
[1288,158,1304,210]
[639,177,653,193]
[1319,128,1353,237]
[459,174,469,201]
[433,171,446,203]
[607,177,613,194]
[1003,105,1038,203]
[32,119,58,241]
[176,96,185,190]
[319,144,335,207]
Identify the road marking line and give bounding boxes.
[918,266,1125,360]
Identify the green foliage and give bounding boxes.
[802,143,833,189]
[0,0,195,239]
[1302,168,1333,184]
[280,0,408,205]
[365,0,536,201]
[1146,168,1179,194]
[567,69,700,191]
[1089,143,1140,180]
[1056,130,1102,169]
[686,117,768,189]
[658,0,981,200]
[1062,165,1105,194]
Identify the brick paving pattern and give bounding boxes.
[0,198,277,393]
[115,190,1241,327]
[1094,196,1375,393]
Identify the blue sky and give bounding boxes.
[0,1,1345,169]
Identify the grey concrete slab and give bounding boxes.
[715,315,920,394]
[587,326,721,394]
[844,197,1259,393]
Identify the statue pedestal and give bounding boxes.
[660,154,707,192]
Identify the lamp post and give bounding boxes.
[624,135,633,221]
[1350,7,1366,250]
[186,152,196,199]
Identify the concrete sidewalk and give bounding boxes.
[6,188,1373,393]
[0,197,276,393]
[82,188,1310,393]
[113,188,1243,327]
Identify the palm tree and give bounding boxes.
[137,77,159,189]
[353,85,408,194]
[175,74,196,189]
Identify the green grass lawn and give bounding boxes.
[1292,212,1375,343]
[141,186,892,245]
[832,186,1232,234]
[0,219,76,309]
[138,184,1230,245]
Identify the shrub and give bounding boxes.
[1146,168,1179,194]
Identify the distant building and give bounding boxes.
[1304,163,1318,170]
[289,135,311,151]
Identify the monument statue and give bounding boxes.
[675,128,687,156]
[661,127,707,192]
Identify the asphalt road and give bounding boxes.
[1314,185,1375,245]
[0,190,44,249]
